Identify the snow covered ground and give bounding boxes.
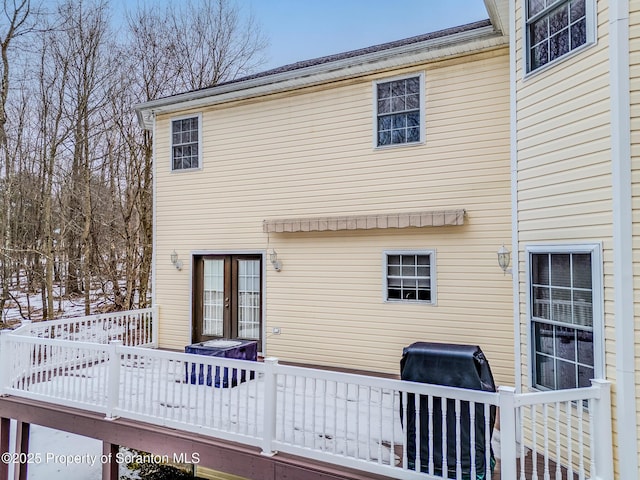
[2,281,121,326]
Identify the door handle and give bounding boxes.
[225,297,230,309]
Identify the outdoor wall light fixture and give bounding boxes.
[170,250,183,271]
[497,244,511,275]
[270,249,282,272]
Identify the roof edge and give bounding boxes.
[484,0,509,36]
[135,21,507,129]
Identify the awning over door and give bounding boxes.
[263,209,465,233]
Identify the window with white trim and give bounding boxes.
[528,245,601,390]
[374,74,424,147]
[384,251,435,303]
[526,0,594,73]
[171,115,201,170]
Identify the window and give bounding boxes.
[384,251,435,303]
[171,115,201,170]
[374,74,424,147]
[526,0,594,73]
[528,245,602,390]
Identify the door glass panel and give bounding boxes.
[203,259,224,336]
[238,259,260,339]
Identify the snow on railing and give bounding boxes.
[11,307,156,347]
[0,335,112,412]
[0,314,613,480]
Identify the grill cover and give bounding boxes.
[185,339,257,387]
[400,342,496,479]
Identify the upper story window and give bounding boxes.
[384,251,435,304]
[171,115,201,171]
[526,0,594,73]
[374,73,424,147]
[528,244,602,390]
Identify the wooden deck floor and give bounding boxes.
[493,451,579,480]
[0,396,394,480]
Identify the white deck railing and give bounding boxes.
[0,310,613,480]
[11,307,157,347]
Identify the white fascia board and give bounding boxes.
[135,26,506,130]
[484,0,510,36]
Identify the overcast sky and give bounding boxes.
[115,0,490,71]
[242,0,490,69]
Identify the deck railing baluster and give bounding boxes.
[441,395,447,479]
[428,393,434,475]
[543,402,550,480]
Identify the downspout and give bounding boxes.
[609,1,638,478]
[151,117,158,312]
[509,0,521,391]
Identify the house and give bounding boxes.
[135,12,514,385]
[134,0,640,478]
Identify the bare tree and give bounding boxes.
[0,0,268,320]
[35,17,72,318]
[0,0,36,313]
[118,0,268,309]
[127,0,267,95]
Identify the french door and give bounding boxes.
[193,255,262,344]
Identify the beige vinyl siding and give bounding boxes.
[515,0,612,378]
[154,49,513,384]
[515,0,621,472]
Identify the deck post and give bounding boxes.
[498,386,517,480]
[151,306,159,348]
[0,331,12,396]
[0,418,9,480]
[13,421,29,480]
[261,357,279,457]
[17,321,31,335]
[590,379,613,480]
[105,340,122,420]
[102,442,119,480]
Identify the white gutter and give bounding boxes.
[135,26,507,129]
[509,0,521,391]
[609,1,638,478]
